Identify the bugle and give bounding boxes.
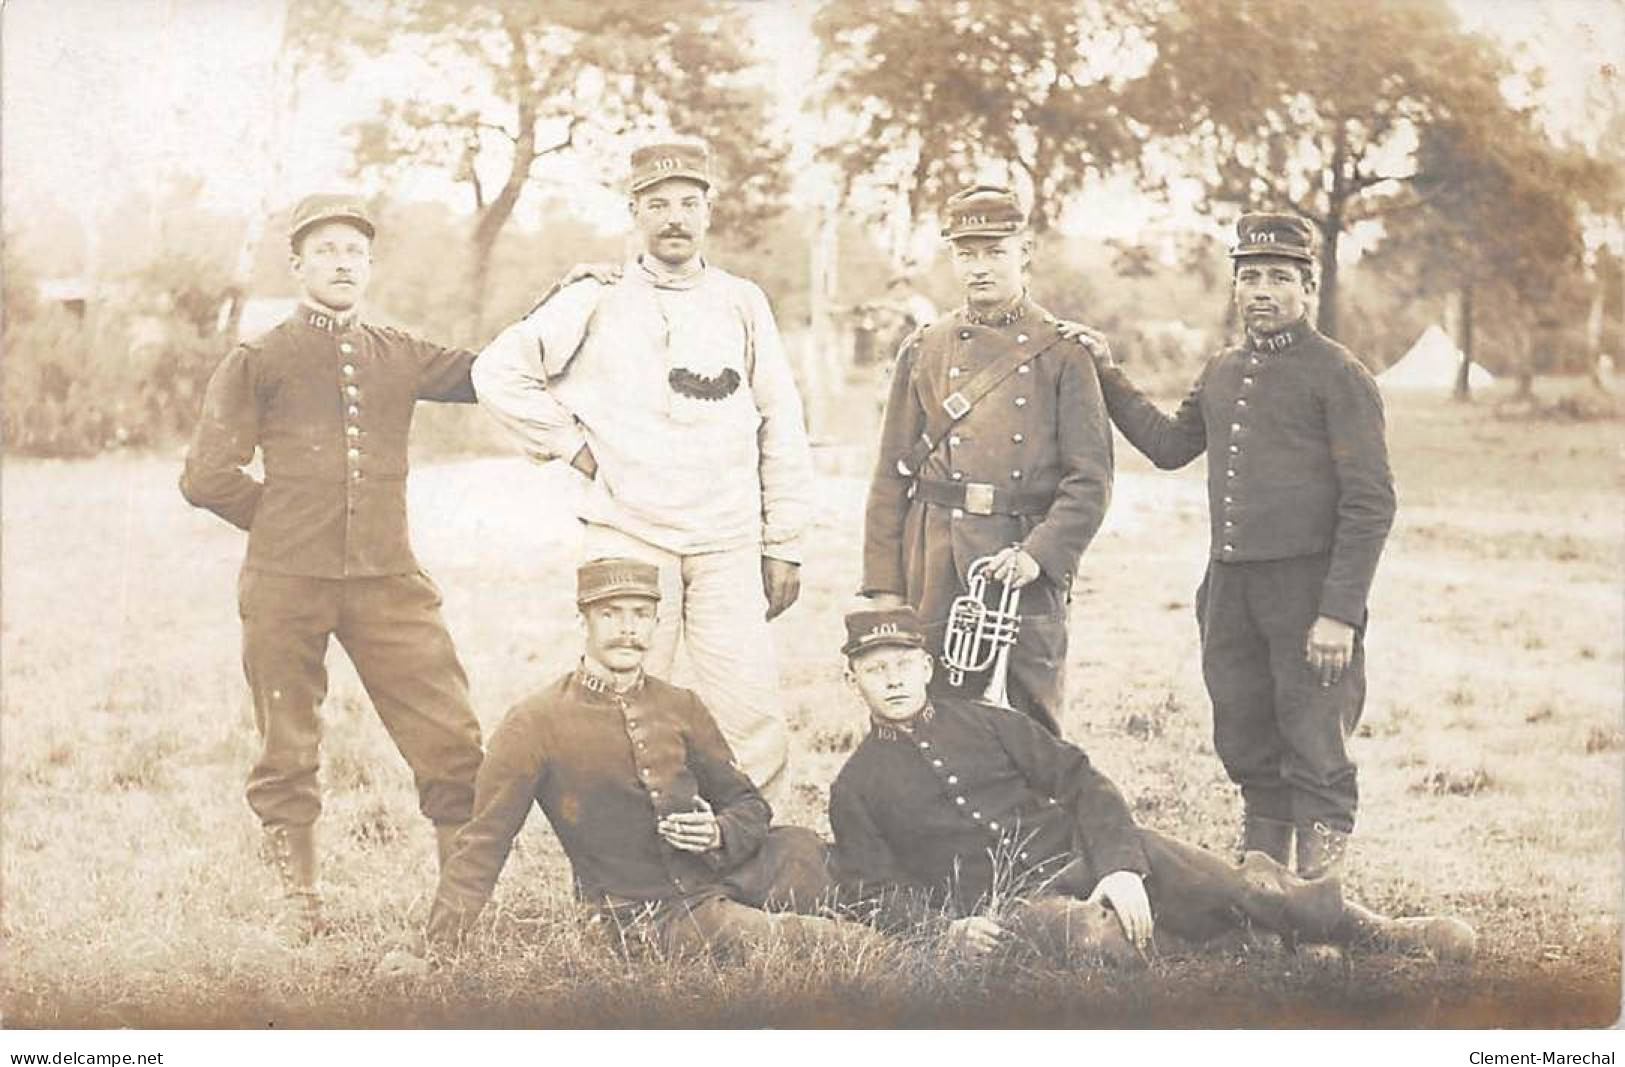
[941,554,1022,711]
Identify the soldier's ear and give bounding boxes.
[921,651,935,684]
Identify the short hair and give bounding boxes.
[1233,258,1315,287]
[290,220,372,256]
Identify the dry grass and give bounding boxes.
[1,387,1620,1028]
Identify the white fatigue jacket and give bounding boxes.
[473,258,813,562]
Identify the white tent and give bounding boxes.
[1380,324,1493,391]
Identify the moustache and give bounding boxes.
[606,638,650,652]
[658,228,691,239]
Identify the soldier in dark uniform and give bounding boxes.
[861,186,1113,735]
[181,194,485,942]
[1075,213,1396,878]
[829,607,1475,965]
[375,559,853,978]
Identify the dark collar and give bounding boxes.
[871,702,936,742]
[298,303,357,334]
[1245,318,1309,354]
[962,293,1031,328]
[573,661,646,703]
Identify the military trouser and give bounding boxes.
[593,828,855,961]
[596,894,856,960]
[1006,827,1346,958]
[1195,554,1365,833]
[238,567,483,828]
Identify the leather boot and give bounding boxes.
[1240,815,1294,867]
[1235,850,1345,943]
[435,822,464,872]
[1340,901,1477,963]
[261,824,323,944]
[1295,820,1350,880]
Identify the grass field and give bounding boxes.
[2,384,1620,1028]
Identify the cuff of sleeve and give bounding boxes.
[705,812,759,869]
[762,538,803,566]
[1020,534,1073,589]
[554,427,588,468]
[1317,589,1369,629]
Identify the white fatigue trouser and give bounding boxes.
[580,523,790,807]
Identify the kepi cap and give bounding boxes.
[842,606,927,658]
[629,142,712,196]
[577,557,661,607]
[289,193,375,247]
[1230,212,1315,264]
[941,185,1026,241]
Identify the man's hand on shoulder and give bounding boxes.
[762,556,801,620]
[1053,319,1115,368]
[558,261,621,289]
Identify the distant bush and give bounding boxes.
[2,306,227,457]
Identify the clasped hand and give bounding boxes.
[657,795,722,853]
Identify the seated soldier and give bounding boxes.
[379,558,842,977]
[828,606,1476,966]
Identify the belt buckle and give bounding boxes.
[942,392,970,419]
[964,482,995,515]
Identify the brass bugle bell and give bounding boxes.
[941,554,1022,711]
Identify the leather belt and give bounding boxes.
[911,476,1052,517]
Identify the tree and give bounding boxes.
[290,0,787,340]
[1123,0,1530,340]
[814,0,1155,234]
[1372,115,1617,399]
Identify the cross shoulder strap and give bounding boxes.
[898,322,1067,476]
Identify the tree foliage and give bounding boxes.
[1123,0,1534,338]
[289,0,787,339]
[1373,111,1618,393]
[814,0,1157,233]
[816,0,1608,347]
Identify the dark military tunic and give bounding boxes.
[1095,317,1395,832]
[182,304,478,578]
[829,696,1363,947]
[862,299,1113,732]
[829,695,1147,930]
[180,304,484,827]
[427,668,772,945]
[1096,318,1394,624]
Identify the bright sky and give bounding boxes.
[3,0,1619,268]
